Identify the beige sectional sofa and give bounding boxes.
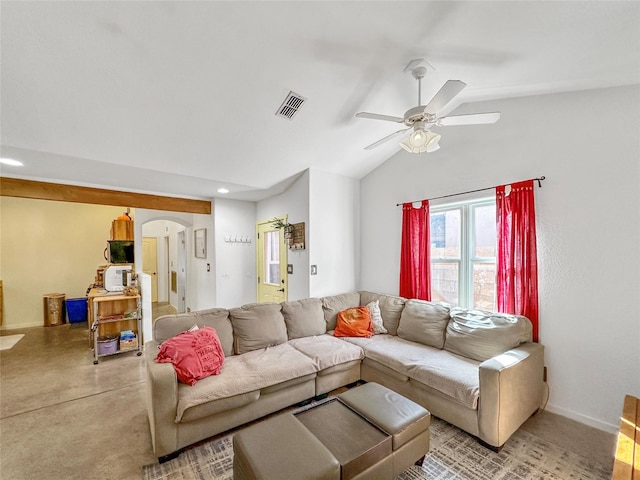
[145,291,544,460]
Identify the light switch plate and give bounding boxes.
[310,265,317,275]
[287,264,293,274]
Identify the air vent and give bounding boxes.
[275,91,307,120]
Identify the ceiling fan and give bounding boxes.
[355,59,501,153]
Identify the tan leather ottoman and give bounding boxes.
[339,382,431,477]
[233,413,340,480]
[233,383,430,480]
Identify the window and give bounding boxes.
[430,198,496,310]
[264,230,281,285]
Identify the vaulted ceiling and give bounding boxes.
[1,1,639,201]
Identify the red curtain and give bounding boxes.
[496,180,539,342]
[399,200,431,300]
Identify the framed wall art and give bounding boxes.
[194,229,207,259]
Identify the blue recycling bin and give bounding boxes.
[66,298,88,323]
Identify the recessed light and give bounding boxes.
[0,157,24,167]
[217,188,229,194]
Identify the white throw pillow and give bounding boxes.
[366,300,388,334]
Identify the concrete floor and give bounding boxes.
[0,308,616,479]
[0,302,176,480]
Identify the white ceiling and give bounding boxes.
[1,1,639,201]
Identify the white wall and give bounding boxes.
[309,168,360,297]
[190,214,216,311]
[213,198,257,308]
[257,170,310,301]
[360,85,640,432]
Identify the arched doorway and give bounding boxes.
[142,219,188,318]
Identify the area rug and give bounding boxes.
[142,416,611,480]
[0,334,25,351]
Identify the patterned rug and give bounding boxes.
[142,416,611,480]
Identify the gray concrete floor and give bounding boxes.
[1,307,616,479]
[0,302,176,480]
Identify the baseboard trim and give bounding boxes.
[1,322,44,330]
[546,403,618,434]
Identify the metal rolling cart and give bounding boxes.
[91,294,142,364]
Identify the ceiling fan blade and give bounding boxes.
[356,112,405,123]
[437,112,501,126]
[364,127,411,150]
[423,80,467,115]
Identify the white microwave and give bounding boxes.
[104,265,132,292]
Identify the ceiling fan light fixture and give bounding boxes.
[400,129,441,153]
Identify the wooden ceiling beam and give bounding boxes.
[0,177,211,215]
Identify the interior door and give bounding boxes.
[142,237,158,302]
[256,217,287,303]
[177,231,186,313]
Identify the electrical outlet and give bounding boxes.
[287,264,293,274]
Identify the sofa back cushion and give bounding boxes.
[153,308,234,356]
[281,298,326,339]
[359,291,406,335]
[322,292,361,330]
[444,308,533,361]
[229,303,288,354]
[397,299,450,349]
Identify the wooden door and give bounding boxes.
[256,218,287,303]
[142,237,158,303]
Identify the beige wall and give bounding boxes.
[0,196,128,329]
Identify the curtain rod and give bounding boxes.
[396,176,546,207]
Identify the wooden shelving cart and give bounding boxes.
[91,294,142,364]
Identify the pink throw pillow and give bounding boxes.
[155,326,225,386]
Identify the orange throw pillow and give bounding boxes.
[333,307,374,338]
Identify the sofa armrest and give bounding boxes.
[478,342,544,448]
[144,341,179,457]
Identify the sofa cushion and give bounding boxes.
[397,299,450,349]
[364,336,481,409]
[153,308,234,356]
[444,308,533,362]
[366,300,388,334]
[333,307,373,338]
[180,390,260,423]
[339,334,393,349]
[155,326,225,386]
[288,334,364,371]
[359,291,406,335]
[281,298,326,339]
[321,292,361,330]
[176,343,317,422]
[229,303,288,354]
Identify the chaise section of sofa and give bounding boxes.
[145,306,319,459]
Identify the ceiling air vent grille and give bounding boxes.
[276,92,307,120]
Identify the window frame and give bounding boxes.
[430,196,496,309]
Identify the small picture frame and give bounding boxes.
[194,229,207,259]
